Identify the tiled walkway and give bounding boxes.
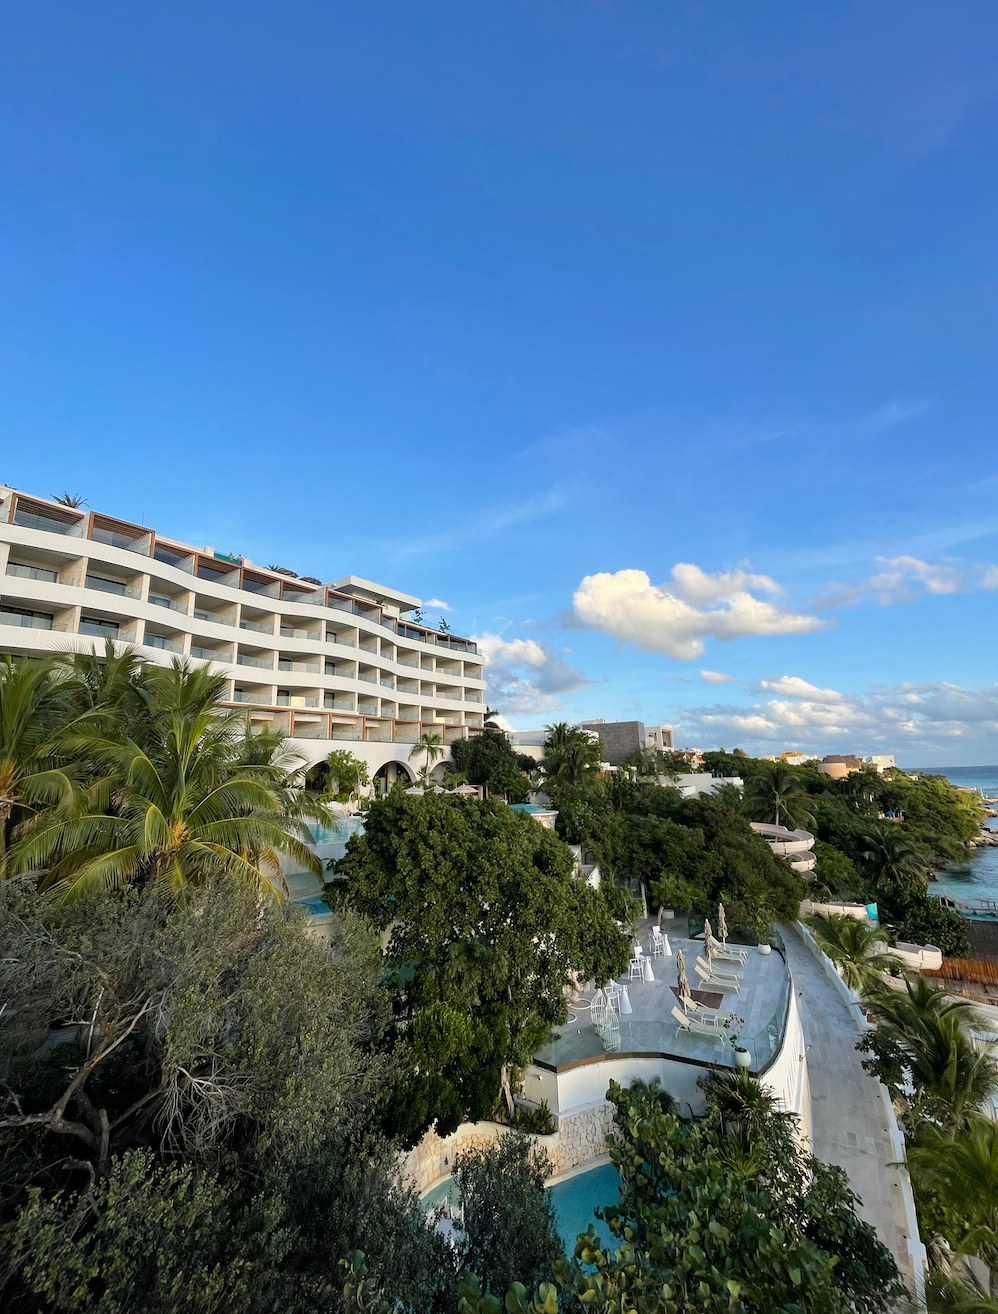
[782,924,919,1292]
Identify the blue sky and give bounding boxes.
[2,2,997,763]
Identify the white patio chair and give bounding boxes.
[712,944,748,966]
[696,954,741,982]
[671,1004,727,1046]
[681,993,734,1024]
[628,957,644,981]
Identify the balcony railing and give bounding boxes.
[358,702,378,716]
[194,609,234,626]
[91,526,147,553]
[241,618,273,634]
[144,634,182,654]
[149,594,188,613]
[86,575,128,596]
[79,619,121,638]
[13,508,75,535]
[277,694,319,708]
[324,697,354,711]
[278,660,320,673]
[190,646,224,661]
[358,672,377,684]
[6,562,58,583]
[237,654,273,669]
[326,633,356,647]
[233,690,272,705]
[380,678,394,688]
[397,656,418,667]
[280,626,320,640]
[1,605,53,630]
[397,682,418,694]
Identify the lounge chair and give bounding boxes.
[671,1004,727,1045]
[712,944,748,965]
[696,954,741,980]
[695,963,741,993]
[681,993,733,1024]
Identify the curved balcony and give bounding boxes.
[750,822,816,874]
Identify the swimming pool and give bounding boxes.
[310,816,366,844]
[420,1161,621,1256]
[547,1162,620,1253]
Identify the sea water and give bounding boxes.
[911,766,998,905]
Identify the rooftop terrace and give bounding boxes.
[534,915,790,1076]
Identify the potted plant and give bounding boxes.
[730,1034,752,1068]
[753,910,773,955]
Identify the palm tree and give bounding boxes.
[805,913,901,994]
[412,731,444,786]
[542,739,597,787]
[742,763,815,830]
[7,661,323,901]
[910,1119,998,1298]
[861,826,925,885]
[52,492,87,508]
[0,655,76,862]
[483,706,500,730]
[865,975,998,1129]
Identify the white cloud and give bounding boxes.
[700,670,737,684]
[678,675,998,757]
[571,565,828,660]
[818,555,998,608]
[425,598,451,610]
[476,632,593,716]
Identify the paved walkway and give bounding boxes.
[782,924,917,1291]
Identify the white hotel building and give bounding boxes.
[0,488,486,785]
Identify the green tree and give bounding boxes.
[450,730,532,800]
[321,747,370,801]
[413,731,444,786]
[539,724,602,791]
[805,913,901,994]
[333,792,629,1141]
[743,762,816,830]
[7,661,326,900]
[859,975,998,1132]
[0,655,76,862]
[453,1134,563,1299]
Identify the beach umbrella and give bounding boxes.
[677,950,690,1000]
[718,902,728,944]
[704,917,716,959]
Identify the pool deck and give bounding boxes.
[535,916,788,1071]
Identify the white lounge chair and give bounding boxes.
[696,954,741,981]
[680,993,734,1024]
[712,944,748,965]
[671,1004,727,1046]
[695,963,741,994]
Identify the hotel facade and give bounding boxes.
[0,488,486,782]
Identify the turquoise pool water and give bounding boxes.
[547,1162,621,1254]
[310,816,366,844]
[421,1162,621,1256]
[294,893,331,917]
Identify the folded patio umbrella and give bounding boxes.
[704,917,716,959]
[718,902,728,944]
[677,949,690,1000]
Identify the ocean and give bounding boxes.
[908,766,998,905]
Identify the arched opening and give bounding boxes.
[372,760,416,795]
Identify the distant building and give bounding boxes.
[644,725,675,751]
[863,754,897,773]
[816,755,864,780]
[579,719,646,767]
[779,752,813,767]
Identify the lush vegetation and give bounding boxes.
[345,1075,904,1313]
[332,789,630,1143]
[449,728,534,801]
[547,737,977,956]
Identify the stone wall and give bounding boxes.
[403,1102,617,1196]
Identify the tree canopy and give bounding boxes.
[332,790,629,1142]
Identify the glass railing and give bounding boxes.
[331,725,362,740]
[324,698,354,711]
[91,526,146,552]
[194,609,234,625]
[397,683,418,694]
[144,634,182,653]
[397,657,418,667]
[278,660,320,672]
[1,607,53,630]
[13,509,75,534]
[358,703,378,716]
[233,691,272,705]
[241,619,274,634]
[358,672,377,684]
[6,563,58,582]
[149,595,187,613]
[86,575,128,596]
[237,654,273,668]
[277,695,319,708]
[326,634,356,647]
[190,646,223,661]
[534,950,791,1075]
[380,679,394,688]
[80,620,121,638]
[280,627,320,640]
